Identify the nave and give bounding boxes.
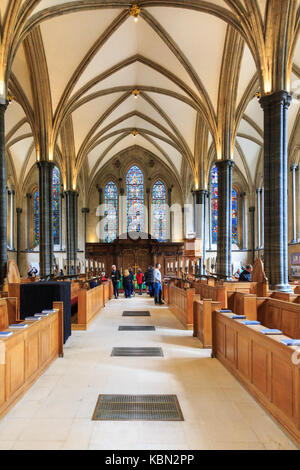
[0,296,297,451]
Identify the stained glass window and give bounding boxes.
[152,180,167,242]
[52,166,60,245]
[210,165,238,245]
[126,165,144,233]
[33,189,39,245]
[232,188,238,244]
[211,165,218,244]
[104,181,118,242]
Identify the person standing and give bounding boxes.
[147,265,154,297]
[136,269,144,295]
[129,267,135,296]
[123,269,132,298]
[154,263,163,305]
[111,264,120,299]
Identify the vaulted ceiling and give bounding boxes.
[2,1,300,197]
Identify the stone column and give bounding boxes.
[146,187,150,238]
[240,192,247,250]
[37,161,54,278]
[8,189,15,250]
[119,187,125,237]
[256,188,262,249]
[82,207,89,272]
[0,103,7,288]
[26,193,31,251]
[168,187,172,242]
[65,190,78,275]
[249,206,255,265]
[216,160,234,280]
[208,186,212,251]
[194,189,208,275]
[260,91,292,292]
[16,208,22,271]
[290,164,298,243]
[59,192,64,251]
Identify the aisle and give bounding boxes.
[0,295,297,450]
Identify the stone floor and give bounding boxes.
[0,294,298,450]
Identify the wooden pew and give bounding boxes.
[73,284,104,330]
[257,298,300,339]
[0,303,64,419]
[168,283,195,329]
[212,310,300,446]
[193,282,227,309]
[227,291,258,321]
[193,296,221,348]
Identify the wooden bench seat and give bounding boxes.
[227,291,258,321]
[168,283,195,329]
[257,297,300,339]
[0,302,64,419]
[212,310,300,446]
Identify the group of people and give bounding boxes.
[110,264,164,305]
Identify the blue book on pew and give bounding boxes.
[25,316,42,321]
[230,315,246,320]
[220,310,232,313]
[281,339,300,347]
[0,331,13,337]
[9,323,28,329]
[35,313,48,317]
[260,329,283,335]
[41,310,56,314]
[242,320,261,326]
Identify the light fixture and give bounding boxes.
[131,129,139,137]
[130,4,141,22]
[132,88,139,99]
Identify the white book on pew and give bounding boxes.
[9,323,28,329]
[35,313,49,317]
[42,310,56,314]
[0,331,13,337]
[25,316,42,321]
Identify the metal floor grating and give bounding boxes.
[118,325,156,331]
[122,311,151,317]
[92,394,184,421]
[111,347,163,357]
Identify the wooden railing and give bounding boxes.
[0,304,64,419]
[74,284,104,331]
[212,310,300,446]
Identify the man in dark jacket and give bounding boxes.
[239,265,253,282]
[111,265,120,298]
[147,266,155,297]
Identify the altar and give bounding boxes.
[86,233,184,276]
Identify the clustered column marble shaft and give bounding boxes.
[82,207,89,272]
[65,190,78,275]
[249,206,255,265]
[290,164,298,243]
[8,189,14,250]
[16,208,22,270]
[168,187,172,242]
[216,160,234,280]
[0,103,7,288]
[260,91,292,292]
[26,193,31,251]
[240,192,247,250]
[37,161,54,278]
[97,187,102,242]
[256,188,262,249]
[194,189,208,275]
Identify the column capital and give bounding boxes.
[215,159,235,170]
[36,160,55,170]
[120,187,124,196]
[290,163,299,172]
[249,206,255,213]
[82,207,89,214]
[16,208,22,214]
[194,189,208,204]
[259,90,292,109]
[256,187,262,194]
[240,191,246,198]
[26,193,32,199]
[64,189,79,197]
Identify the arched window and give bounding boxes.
[211,165,218,244]
[210,165,238,245]
[32,166,61,247]
[104,181,118,242]
[232,188,238,245]
[33,189,39,246]
[126,165,144,233]
[152,180,167,241]
[52,166,60,245]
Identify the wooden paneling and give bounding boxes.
[75,284,104,330]
[168,283,195,329]
[193,298,221,348]
[257,298,300,339]
[0,308,63,419]
[212,310,300,445]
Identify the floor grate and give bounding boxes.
[92,394,184,421]
[118,326,156,331]
[122,311,150,317]
[111,347,163,357]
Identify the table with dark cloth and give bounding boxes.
[20,281,72,343]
